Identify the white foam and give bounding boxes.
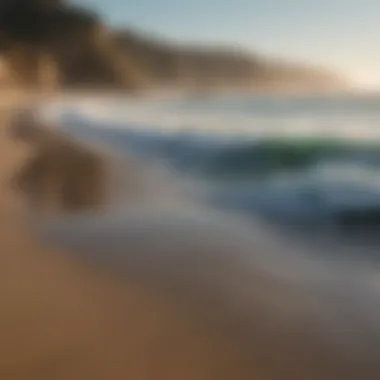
[40,93,380,142]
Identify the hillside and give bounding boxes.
[0,0,347,91]
[0,0,144,90]
[114,29,347,92]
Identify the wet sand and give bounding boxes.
[0,96,255,379]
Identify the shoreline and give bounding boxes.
[1,92,380,378]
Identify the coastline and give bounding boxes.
[2,91,380,379]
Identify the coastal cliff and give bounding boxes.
[0,0,347,92]
[0,0,143,90]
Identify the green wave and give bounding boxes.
[198,138,380,179]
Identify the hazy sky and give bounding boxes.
[79,0,380,88]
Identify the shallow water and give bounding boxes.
[40,93,380,241]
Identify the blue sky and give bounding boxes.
[79,0,380,88]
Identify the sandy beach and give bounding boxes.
[0,94,256,379]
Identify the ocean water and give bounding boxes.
[41,93,380,238]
